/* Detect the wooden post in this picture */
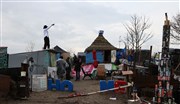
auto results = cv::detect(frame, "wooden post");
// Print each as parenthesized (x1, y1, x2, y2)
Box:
(149, 46, 152, 66)
(138, 47, 141, 65)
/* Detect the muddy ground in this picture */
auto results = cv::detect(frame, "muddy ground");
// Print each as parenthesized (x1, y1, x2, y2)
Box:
(0, 78, 130, 104)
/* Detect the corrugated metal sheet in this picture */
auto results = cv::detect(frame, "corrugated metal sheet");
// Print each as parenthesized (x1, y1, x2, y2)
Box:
(42, 51, 49, 67)
(9, 52, 36, 68)
(8, 50, 56, 68)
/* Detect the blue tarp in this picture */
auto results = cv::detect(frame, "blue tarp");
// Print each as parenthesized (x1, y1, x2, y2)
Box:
(96, 51, 103, 63)
(86, 52, 93, 64)
(86, 51, 104, 64)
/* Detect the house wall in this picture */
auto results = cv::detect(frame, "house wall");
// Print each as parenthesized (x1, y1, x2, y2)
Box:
(86, 51, 104, 64)
(61, 52, 70, 60)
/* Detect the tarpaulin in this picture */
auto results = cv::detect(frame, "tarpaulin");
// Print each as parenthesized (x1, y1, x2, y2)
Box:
(71, 64, 95, 77)
(86, 51, 103, 64)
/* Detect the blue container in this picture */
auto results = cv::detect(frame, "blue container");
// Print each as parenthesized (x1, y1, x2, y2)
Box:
(107, 80, 114, 90)
(100, 80, 107, 91)
(48, 79, 53, 90)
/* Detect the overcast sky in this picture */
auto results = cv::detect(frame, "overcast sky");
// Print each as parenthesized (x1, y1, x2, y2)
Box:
(0, 0, 179, 54)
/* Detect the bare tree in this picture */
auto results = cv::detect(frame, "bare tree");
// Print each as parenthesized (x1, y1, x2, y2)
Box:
(123, 14, 153, 68)
(25, 41, 35, 52)
(171, 13, 180, 43)
(123, 15, 153, 51)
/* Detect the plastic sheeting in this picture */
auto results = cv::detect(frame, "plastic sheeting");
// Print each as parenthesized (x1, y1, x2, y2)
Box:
(71, 64, 95, 77)
(86, 51, 104, 64)
(86, 52, 93, 64)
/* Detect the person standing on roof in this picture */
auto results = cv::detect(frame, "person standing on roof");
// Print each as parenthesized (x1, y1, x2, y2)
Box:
(43, 24, 54, 49)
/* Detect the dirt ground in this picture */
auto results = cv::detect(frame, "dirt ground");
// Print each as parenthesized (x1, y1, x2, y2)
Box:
(0, 77, 129, 104)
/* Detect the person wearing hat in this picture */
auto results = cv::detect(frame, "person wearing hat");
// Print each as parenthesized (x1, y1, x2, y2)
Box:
(43, 24, 54, 49)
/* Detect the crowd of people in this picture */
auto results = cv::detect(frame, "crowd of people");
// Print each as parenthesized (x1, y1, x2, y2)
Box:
(50, 55, 82, 82)
(43, 24, 84, 81)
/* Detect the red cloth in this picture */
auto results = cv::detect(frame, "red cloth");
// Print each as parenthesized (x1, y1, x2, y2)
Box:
(93, 60, 98, 68)
(92, 50, 96, 60)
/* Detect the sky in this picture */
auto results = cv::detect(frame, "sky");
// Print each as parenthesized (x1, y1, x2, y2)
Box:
(0, 0, 180, 54)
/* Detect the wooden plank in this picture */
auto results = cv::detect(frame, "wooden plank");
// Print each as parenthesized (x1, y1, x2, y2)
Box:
(122, 70, 133, 75)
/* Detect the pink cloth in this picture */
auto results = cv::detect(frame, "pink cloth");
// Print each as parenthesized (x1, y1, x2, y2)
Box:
(71, 64, 95, 77)
(83, 64, 94, 74)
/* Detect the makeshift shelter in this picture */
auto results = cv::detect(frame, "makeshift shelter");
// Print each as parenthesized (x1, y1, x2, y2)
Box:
(85, 30, 118, 64)
(8, 49, 57, 69)
(8, 49, 58, 91)
(53, 45, 70, 60)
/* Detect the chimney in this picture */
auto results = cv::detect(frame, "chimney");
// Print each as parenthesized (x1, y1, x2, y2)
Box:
(99, 30, 104, 36)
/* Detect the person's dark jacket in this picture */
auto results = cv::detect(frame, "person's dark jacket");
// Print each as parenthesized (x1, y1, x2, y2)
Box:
(75, 58, 82, 72)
